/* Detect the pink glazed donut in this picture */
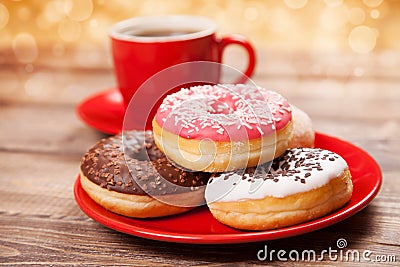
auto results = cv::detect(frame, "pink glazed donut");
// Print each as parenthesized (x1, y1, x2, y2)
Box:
(152, 84, 293, 172)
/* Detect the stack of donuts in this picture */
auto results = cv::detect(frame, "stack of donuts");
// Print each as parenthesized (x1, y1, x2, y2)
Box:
(80, 84, 353, 230)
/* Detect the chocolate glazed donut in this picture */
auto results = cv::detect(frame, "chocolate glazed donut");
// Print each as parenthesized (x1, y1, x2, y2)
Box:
(80, 131, 210, 218)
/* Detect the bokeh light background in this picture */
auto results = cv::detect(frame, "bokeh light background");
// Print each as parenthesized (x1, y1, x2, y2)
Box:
(0, 0, 400, 76)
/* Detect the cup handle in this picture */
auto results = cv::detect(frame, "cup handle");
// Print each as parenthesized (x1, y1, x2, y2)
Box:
(216, 34, 256, 84)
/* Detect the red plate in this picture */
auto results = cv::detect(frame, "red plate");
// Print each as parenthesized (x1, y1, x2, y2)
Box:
(74, 132, 382, 244)
(76, 89, 124, 134)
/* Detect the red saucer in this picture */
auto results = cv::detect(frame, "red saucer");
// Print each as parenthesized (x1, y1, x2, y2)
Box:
(76, 89, 124, 134)
(74, 133, 382, 244)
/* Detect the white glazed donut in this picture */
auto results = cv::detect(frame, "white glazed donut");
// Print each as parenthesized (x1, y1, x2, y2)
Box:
(205, 148, 353, 230)
(153, 84, 293, 172)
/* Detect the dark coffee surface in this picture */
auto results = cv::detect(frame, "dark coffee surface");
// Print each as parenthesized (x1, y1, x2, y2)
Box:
(129, 29, 198, 37)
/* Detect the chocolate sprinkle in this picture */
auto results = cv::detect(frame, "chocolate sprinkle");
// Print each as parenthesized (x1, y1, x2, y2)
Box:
(213, 147, 333, 185)
(80, 131, 211, 196)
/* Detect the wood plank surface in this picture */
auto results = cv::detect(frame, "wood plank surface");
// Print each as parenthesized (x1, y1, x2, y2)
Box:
(0, 50, 399, 266)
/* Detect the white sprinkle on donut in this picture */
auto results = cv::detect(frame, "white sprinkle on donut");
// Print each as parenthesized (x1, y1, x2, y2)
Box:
(155, 84, 292, 142)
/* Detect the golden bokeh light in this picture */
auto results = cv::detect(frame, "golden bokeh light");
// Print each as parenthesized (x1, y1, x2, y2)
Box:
(0, 3, 9, 30)
(12, 33, 39, 63)
(64, 0, 94, 22)
(320, 5, 348, 31)
(52, 43, 65, 56)
(0, 0, 399, 65)
(58, 19, 82, 42)
(283, 0, 308, 9)
(43, 1, 65, 24)
(363, 0, 383, 8)
(270, 8, 293, 33)
(84, 15, 112, 42)
(348, 26, 377, 53)
(353, 66, 365, 77)
(348, 8, 365, 25)
(25, 73, 50, 97)
(324, 0, 344, 7)
(370, 9, 380, 19)
(25, 63, 34, 73)
(244, 7, 259, 21)
(17, 5, 31, 21)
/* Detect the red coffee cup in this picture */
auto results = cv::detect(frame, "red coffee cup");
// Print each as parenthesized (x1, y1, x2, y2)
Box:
(109, 15, 256, 109)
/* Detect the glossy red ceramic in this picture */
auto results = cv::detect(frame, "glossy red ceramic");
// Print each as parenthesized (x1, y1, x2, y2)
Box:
(109, 16, 255, 126)
(111, 17, 255, 108)
(76, 89, 124, 134)
(74, 133, 382, 244)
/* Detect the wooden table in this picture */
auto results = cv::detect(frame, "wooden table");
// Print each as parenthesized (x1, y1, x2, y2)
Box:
(1, 48, 399, 266)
